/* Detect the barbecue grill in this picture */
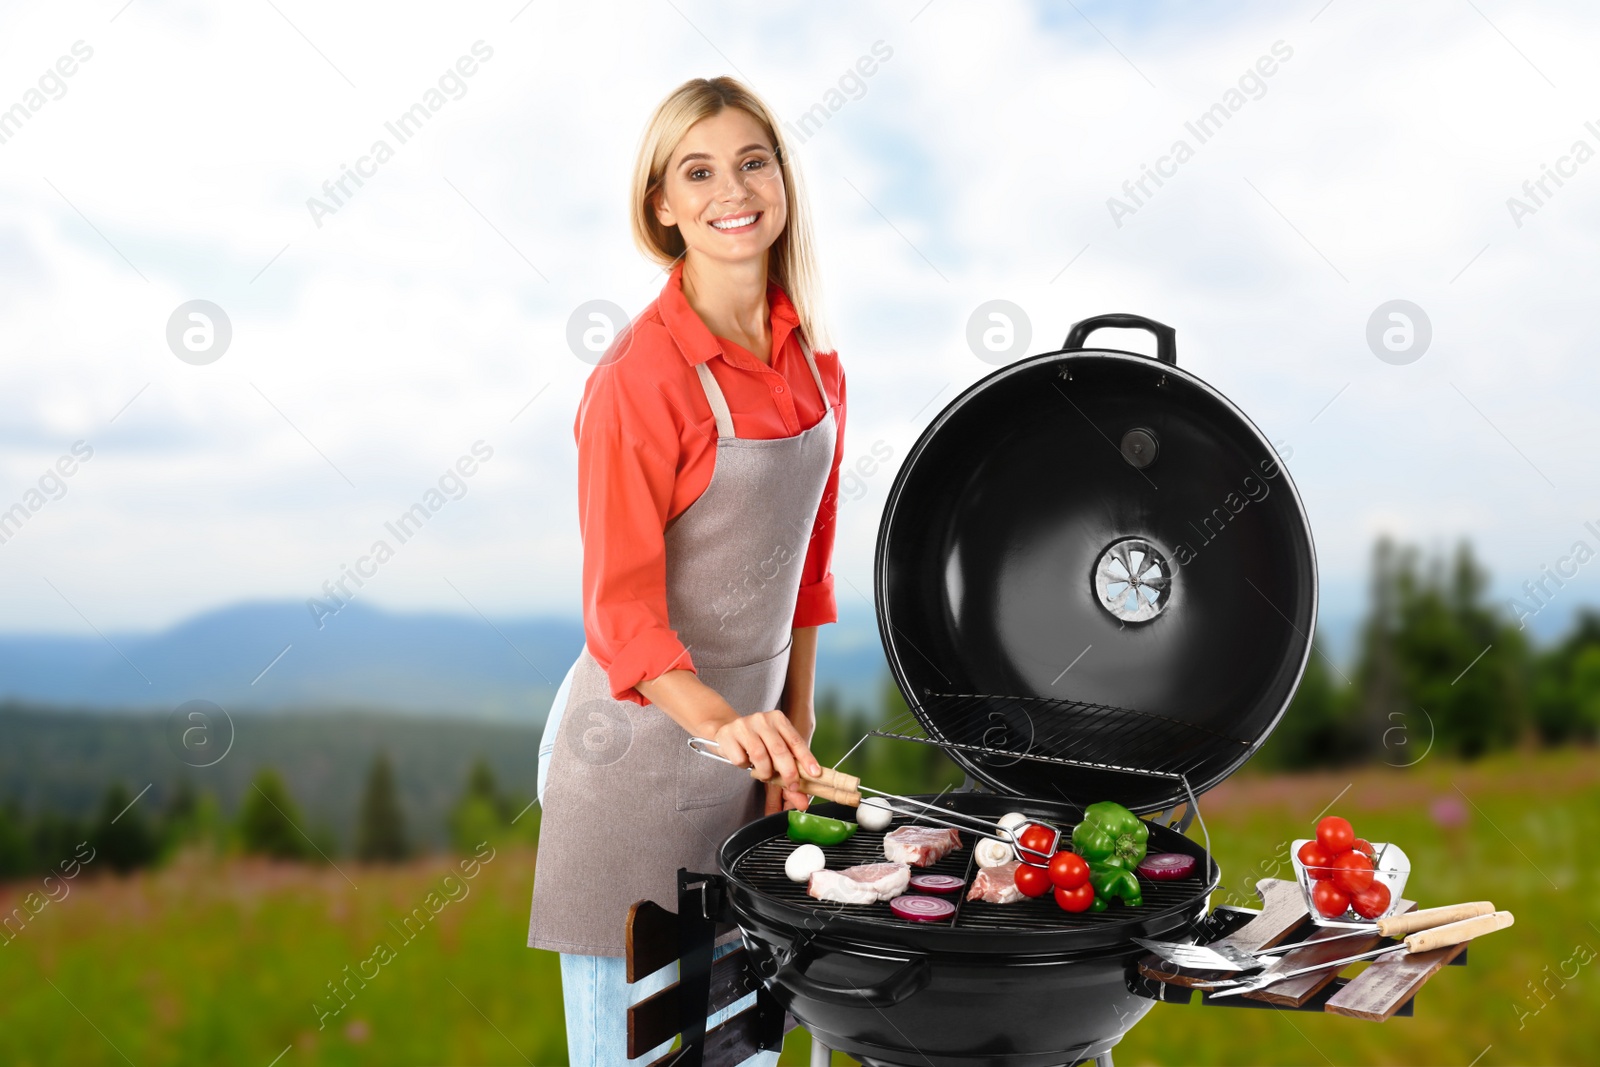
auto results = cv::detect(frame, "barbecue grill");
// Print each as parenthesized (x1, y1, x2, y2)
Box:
(704, 314, 1318, 1066)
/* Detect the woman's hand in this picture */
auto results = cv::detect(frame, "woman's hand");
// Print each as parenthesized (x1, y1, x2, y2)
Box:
(766, 686, 816, 815)
(764, 780, 811, 816)
(708, 709, 821, 793)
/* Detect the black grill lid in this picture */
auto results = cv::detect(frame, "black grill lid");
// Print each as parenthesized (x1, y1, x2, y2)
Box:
(873, 314, 1317, 813)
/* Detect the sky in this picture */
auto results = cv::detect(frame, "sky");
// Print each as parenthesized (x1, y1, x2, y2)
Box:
(1, 0, 1597, 652)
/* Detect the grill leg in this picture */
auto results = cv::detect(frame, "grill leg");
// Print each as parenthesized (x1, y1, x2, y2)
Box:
(809, 1034, 831, 1066)
(1094, 1052, 1115, 1067)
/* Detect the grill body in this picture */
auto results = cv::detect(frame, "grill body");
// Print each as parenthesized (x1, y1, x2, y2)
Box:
(720, 794, 1215, 1066)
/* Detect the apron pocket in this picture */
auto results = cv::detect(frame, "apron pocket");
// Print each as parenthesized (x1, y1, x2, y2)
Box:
(675, 638, 793, 812)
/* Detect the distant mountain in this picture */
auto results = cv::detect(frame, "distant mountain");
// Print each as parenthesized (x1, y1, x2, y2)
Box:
(0, 599, 893, 721)
(0, 704, 544, 850)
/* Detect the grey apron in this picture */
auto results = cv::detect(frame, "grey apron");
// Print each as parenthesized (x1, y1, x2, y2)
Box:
(528, 333, 837, 956)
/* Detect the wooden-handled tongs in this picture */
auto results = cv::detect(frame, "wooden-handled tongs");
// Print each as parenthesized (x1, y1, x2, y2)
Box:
(686, 736, 862, 804)
(684, 736, 1060, 856)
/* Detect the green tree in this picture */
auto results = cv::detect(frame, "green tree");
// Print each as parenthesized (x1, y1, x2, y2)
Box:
(237, 768, 313, 860)
(91, 782, 160, 874)
(449, 757, 514, 853)
(1255, 641, 1360, 769)
(1351, 539, 1527, 761)
(29, 811, 87, 876)
(158, 779, 198, 854)
(1531, 610, 1600, 743)
(0, 802, 32, 878)
(356, 751, 410, 862)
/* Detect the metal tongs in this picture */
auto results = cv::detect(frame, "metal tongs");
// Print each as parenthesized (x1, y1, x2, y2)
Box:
(1196, 910, 1515, 997)
(686, 736, 1065, 862)
(1135, 901, 1496, 972)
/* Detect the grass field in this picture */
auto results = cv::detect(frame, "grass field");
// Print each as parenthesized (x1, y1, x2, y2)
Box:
(0, 747, 1593, 1066)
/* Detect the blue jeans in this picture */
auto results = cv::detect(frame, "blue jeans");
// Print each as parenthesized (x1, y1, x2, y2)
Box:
(540, 663, 779, 1066)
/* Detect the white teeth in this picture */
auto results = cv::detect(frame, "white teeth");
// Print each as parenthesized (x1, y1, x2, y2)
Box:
(711, 213, 758, 230)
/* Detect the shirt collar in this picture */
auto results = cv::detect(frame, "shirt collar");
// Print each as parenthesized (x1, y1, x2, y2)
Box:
(659, 258, 800, 367)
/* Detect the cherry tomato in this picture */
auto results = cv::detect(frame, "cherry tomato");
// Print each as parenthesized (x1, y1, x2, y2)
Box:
(1331, 850, 1375, 895)
(1054, 882, 1095, 913)
(1352, 838, 1376, 858)
(1017, 823, 1058, 860)
(1015, 863, 1053, 898)
(1312, 878, 1350, 919)
(1316, 816, 1355, 855)
(1296, 840, 1334, 881)
(1350, 880, 1391, 919)
(1048, 851, 1090, 891)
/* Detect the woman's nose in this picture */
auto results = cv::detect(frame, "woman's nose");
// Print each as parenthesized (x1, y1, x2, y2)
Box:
(715, 168, 762, 202)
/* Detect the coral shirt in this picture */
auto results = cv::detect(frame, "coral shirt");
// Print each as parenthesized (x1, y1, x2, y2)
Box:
(575, 260, 847, 705)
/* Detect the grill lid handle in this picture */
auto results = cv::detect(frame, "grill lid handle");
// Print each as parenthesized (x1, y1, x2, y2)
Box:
(775, 949, 931, 1009)
(1064, 312, 1177, 365)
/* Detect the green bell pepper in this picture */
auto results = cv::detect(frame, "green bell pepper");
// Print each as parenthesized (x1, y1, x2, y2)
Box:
(1088, 861, 1144, 908)
(1071, 800, 1150, 871)
(786, 809, 857, 846)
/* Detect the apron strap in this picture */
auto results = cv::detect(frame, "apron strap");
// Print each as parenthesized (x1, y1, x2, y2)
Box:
(694, 362, 736, 439)
(692, 328, 830, 441)
(796, 330, 829, 409)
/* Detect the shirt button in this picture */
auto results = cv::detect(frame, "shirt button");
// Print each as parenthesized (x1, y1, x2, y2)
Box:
(774, 384, 784, 393)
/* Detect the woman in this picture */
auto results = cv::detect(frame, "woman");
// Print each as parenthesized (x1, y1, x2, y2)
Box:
(528, 76, 846, 1064)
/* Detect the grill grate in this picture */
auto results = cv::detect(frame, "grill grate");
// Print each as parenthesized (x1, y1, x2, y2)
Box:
(873, 691, 1250, 781)
(732, 804, 1212, 933)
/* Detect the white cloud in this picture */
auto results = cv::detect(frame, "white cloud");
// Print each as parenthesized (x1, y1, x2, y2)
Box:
(1, 0, 1597, 639)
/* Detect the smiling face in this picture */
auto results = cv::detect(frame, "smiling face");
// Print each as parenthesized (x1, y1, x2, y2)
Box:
(653, 107, 786, 269)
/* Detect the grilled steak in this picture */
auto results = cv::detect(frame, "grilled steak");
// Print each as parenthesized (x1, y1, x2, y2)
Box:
(966, 860, 1023, 904)
(807, 862, 911, 904)
(883, 826, 963, 867)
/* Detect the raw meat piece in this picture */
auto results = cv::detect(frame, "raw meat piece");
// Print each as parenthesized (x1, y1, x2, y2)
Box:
(883, 826, 963, 867)
(808, 862, 911, 904)
(967, 860, 1023, 904)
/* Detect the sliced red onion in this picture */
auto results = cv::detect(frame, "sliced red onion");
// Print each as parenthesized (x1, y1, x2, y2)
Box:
(908, 873, 965, 895)
(1136, 852, 1197, 880)
(889, 894, 957, 922)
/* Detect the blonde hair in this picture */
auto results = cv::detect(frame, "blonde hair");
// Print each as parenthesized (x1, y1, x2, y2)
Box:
(630, 76, 833, 354)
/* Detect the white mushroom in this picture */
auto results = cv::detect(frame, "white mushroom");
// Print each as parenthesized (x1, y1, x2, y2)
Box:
(975, 837, 1014, 868)
(855, 797, 894, 832)
(785, 844, 826, 883)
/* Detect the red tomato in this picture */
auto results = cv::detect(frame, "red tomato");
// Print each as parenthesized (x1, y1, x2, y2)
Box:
(1352, 838, 1376, 858)
(1316, 816, 1355, 855)
(1054, 882, 1095, 913)
(1015, 863, 1053, 898)
(1296, 840, 1334, 881)
(1350, 880, 1391, 919)
(1312, 879, 1350, 919)
(1048, 851, 1090, 891)
(1017, 823, 1058, 860)
(1331, 850, 1375, 895)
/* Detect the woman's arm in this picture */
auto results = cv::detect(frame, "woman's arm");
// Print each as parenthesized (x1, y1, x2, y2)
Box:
(768, 626, 820, 813)
(635, 668, 821, 793)
(781, 625, 819, 736)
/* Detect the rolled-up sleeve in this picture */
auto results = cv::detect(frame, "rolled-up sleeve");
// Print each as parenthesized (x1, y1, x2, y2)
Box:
(577, 370, 694, 704)
(792, 358, 846, 629)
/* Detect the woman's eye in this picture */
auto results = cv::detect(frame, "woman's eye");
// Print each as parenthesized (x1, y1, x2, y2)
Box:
(743, 158, 767, 171)
(689, 167, 711, 181)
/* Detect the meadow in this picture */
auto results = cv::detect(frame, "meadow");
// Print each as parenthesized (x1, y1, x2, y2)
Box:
(0, 746, 1593, 1066)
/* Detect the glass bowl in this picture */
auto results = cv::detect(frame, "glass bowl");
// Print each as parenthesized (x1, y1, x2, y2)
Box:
(1290, 838, 1411, 926)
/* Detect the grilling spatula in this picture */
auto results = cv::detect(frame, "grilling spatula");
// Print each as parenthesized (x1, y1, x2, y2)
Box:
(1134, 900, 1494, 972)
(1197, 909, 1513, 997)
